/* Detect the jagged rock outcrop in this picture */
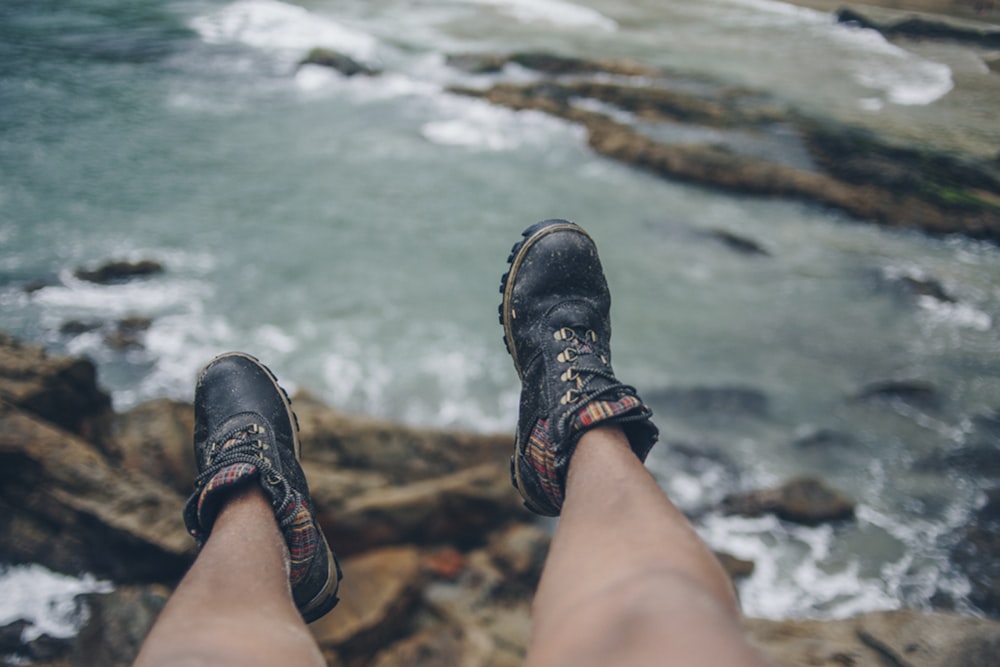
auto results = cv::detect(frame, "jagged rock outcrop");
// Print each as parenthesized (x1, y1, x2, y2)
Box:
(301, 48, 381, 77)
(837, 6, 1000, 47)
(721, 477, 857, 525)
(74, 259, 164, 285)
(447, 52, 1000, 242)
(746, 609, 1000, 667)
(0, 331, 112, 444)
(0, 401, 193, 582)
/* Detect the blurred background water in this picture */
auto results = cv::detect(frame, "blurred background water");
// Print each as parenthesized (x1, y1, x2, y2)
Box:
(2, 0, 999, 629)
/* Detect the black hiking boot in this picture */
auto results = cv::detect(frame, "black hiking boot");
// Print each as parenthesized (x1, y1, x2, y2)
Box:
(499, 219, 658, 516)
(182, 352, 342, 623)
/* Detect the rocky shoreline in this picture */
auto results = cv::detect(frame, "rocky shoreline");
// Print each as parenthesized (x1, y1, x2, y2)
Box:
(444, 51, 1000, 242)
(2, 332, 999, 666)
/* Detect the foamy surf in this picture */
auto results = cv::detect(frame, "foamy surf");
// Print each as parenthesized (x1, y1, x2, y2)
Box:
(190, 0, 378, 65)
(0, 565, 112, 642)
(710, 0, 953, 107)
(456, 0, 617, 30)
(421, 96, 582, 151)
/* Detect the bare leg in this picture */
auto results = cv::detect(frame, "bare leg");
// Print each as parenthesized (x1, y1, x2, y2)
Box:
(134, 485, 325, 667)
(525, 426, 770, 667)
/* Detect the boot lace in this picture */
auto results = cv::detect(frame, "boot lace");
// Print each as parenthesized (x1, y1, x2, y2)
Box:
(553, 326, 630, 409)
(193, 423, 287, 496)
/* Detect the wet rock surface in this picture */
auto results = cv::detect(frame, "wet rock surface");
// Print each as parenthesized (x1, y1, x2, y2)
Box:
(837, 6, 1000, 47)
(722, 477, 857, 525)
(301, 48, 381, 77)
(951, 488, 1000, 616)
(73, 259, 164, 285)
(1, 331, 998, 666)
(447, 51, 1000, 242)
(0, 331, 113, 445)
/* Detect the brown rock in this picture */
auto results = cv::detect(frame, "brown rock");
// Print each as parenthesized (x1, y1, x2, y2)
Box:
(0, 332, 112, 444)
(722, 477, 856, 525)
(109, 399, 196, 496)
(369, 625, 468, 667)
(746, 610, 1000, 667)
(321, 462, 525, 555)
(293, 392, 512, 483)
(71, 585, 170, 667)
(0, 401, 193, 582)
(310, 547, 423, 658)
(419, 548, 532, 667)
(423, 546, 469, 581)
(715, 551, 756, 580)
(487, 522, 550, 586)
(447, 51, 660, 77)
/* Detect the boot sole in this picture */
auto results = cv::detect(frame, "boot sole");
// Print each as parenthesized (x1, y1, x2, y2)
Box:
(498, 218, 593, 379)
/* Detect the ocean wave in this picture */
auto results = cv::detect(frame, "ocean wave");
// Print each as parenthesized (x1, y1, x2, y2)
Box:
(711, 0, 952, 107)
(455, 0, 617, 30)
(919, 296, 993, 331)
(421, 94, 583, 151)
(829, 19, 953, 106)
(0, 565, 112, 642)
(699, 513, 902, 619)
(190, 0, 378, 62)
(714, 0, 828, 26)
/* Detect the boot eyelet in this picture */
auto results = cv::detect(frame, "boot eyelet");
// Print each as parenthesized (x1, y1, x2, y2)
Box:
(557, 348, 578, 363)
(560, 389, 581, 405)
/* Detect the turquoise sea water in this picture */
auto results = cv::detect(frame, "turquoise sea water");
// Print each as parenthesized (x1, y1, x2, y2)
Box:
(2, 0, 999, 629)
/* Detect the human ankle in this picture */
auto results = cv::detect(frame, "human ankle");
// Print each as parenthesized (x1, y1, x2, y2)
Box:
(214, 484, 273, 524)
(576, 425, 631, 453)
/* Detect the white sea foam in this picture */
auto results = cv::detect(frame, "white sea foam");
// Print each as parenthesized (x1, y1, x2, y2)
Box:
(699, 513, 901, 619)
(918, 296, 992, 331)
(190, 0, 378, 63)
(32, 274, 207, 321)
(0, 565, 112, 641)
(421, 95, 581, 151)
(716, 0, 952, 106)
(831, 21, 953, 106)
(294, 65, 440, 102)
(716, 0, 827, 26)
(456, 0, 617, 30)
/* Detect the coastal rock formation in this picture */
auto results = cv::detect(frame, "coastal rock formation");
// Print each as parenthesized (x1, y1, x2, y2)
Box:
(447, 52, 1000, 242)
(0, 401, 193, 582)
(0, 331, 112, 445)
(721, 477, 857, 525)
(837, 6, 1000, 47)
(746, 609, 1000, 667)
(73, 259, 164, 285)
(301, 48, 381, 77)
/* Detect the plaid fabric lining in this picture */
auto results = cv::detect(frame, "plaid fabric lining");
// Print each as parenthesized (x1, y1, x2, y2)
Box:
(193, 462, 259, 537)
(572, 394, 642, 431)
(282, 495, 319, 586)
(524, 395, 649, 512)
(526, 418, 563, 509)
